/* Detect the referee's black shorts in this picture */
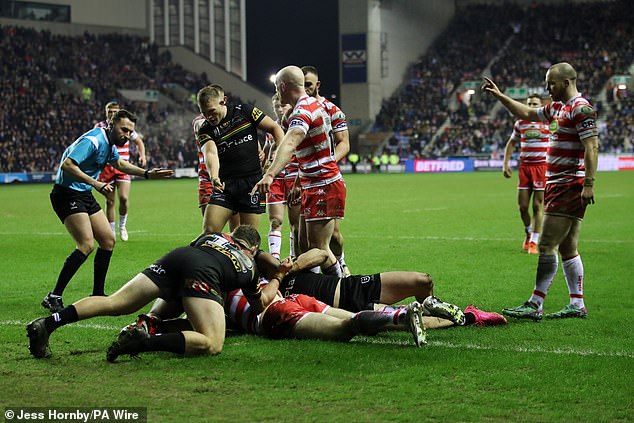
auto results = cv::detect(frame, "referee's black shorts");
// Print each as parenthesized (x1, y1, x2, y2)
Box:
(50, 184, 102, 223)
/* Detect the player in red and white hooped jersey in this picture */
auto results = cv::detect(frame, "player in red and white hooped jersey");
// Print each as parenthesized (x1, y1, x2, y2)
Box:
(483, 62, 598, 320)
(252, 66, 346, 278)
(502, 94, 550, 254)
(96, 102, 146, 241)
(224, 277, 424, 345)
(262, 93, 301, 261)
(302, 66, 351, 276)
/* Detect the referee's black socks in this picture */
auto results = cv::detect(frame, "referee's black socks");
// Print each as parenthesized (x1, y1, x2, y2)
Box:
(93, 248, 113, 296)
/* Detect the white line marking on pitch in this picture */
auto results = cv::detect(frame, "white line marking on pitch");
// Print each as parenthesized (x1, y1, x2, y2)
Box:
(0, 232, 631, 244)
(4, 320, 630, 359)
(347, 234, 634, 244)
(351, 337, 633, 358)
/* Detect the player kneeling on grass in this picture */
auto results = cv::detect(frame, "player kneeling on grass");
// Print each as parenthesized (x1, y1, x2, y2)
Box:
(26, 226, 280, 361)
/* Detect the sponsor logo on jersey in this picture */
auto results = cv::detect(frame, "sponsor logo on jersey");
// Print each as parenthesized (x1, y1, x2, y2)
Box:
(149, 264, 166, 275)
(579, 119, 595, 129)
(549, 120, 559, 132)
(251, 107, 263, 121)
(524, 129, 542, 139)
(288, 118, 304, 128)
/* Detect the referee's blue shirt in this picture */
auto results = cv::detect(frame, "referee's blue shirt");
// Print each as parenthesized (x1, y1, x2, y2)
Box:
(55, 127, 120, 191)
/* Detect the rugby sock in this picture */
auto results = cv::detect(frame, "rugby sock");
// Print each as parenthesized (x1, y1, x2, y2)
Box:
(109, 221, 116, 234)
(52, 249, 88, 296)
(268, 230, 282, 260)
(352, 309, 405, 335)
(525, 224, 533, 234)
(289, 233, 295, 258)
(529, 254, 558, 308)
(93, 248, 113, 296)
(562, 255, 585, 308)
(337, 251, 349, 271)
(463, 312, 476, 326)
(323, 262, 343, 277)
(140, 332, 186, 354)
(45, 305, 79, 333)
(118, 214, 128, 229)
(530, 232, 540, 244)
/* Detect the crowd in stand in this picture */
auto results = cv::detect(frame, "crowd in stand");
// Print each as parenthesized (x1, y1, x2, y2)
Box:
(0, 25, 217, 173)
(375, 0, 634, 159)
(2, 0, 634, 173)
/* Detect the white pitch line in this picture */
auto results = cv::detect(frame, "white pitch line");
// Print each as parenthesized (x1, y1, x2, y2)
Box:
(351, 336, 634, 358)
(3, 320, 119, 331)
(0, 231, 631, 244)
(5, 320, 630, 359)
(346, 234, 634, 244)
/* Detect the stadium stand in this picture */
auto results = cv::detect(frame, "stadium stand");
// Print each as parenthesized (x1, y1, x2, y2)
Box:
(0, 25, 246, 173)
(2, 1, 633, 174)
(373, 1, 634, 159)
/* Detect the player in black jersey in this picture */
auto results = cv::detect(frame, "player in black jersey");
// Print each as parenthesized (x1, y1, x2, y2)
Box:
(257, 249, 507, 329)
(195, 84, 284, 233)
(26, 226, 282, 361)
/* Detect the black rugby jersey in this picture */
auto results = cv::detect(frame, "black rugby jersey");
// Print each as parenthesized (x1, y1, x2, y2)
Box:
(196, 103, 265, 179)
(192, 232, 261, 298)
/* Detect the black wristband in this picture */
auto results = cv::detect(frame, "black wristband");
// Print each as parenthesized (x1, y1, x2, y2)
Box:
(144, 170, 149, 179)
(98, 184, 107, 192)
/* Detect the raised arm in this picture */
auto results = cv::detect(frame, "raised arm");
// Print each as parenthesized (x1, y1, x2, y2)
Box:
(112, 158, 174, 180)
(482, 77, 540, 121)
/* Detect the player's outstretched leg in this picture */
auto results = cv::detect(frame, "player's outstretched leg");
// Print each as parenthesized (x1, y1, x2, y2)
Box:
(407, 301, 426, 348)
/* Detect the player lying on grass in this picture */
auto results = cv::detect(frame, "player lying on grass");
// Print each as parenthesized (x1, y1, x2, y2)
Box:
(125, 248, 505, 344)
(26, 226, 280, 361)
(120, 289, 428, 350)
(261, 248, 507, 328)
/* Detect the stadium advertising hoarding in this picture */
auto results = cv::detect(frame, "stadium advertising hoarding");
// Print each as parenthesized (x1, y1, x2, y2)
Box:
(474, 159, 517, 171)
(405, 159, 474, 173)
(618, 156, 634, 170)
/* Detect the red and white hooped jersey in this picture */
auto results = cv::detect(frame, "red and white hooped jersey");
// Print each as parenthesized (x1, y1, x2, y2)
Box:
(225, 288, 260, 335)
(287, 95, 341, 189)
(95, 120, 138, 161)
(510, 120, 549, 166)
(192, 114, 211, 183)
(320, 98, 348, 134)
(537, 94, 597, 184)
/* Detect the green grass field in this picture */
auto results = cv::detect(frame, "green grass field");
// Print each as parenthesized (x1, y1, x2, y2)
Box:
(1, 172, 632, 422)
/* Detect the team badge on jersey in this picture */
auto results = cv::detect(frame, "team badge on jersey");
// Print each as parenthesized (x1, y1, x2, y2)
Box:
(549, 120, 559, 132)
